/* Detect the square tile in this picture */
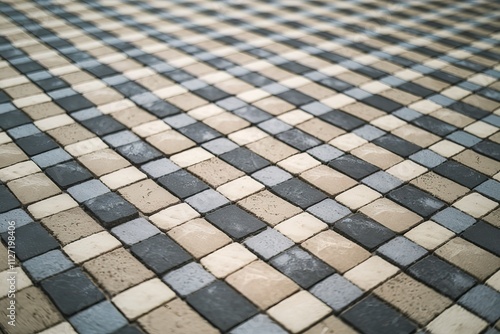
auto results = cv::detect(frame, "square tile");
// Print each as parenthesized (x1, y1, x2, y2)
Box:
(67, 179, 109, 203)
(335, 213, 395, 250)
(119, 179, 179, 214)
(149, 203, 200, 231)
(217, 176, 265, 201)
(275, 212, 327, 243)
(188, 157, 244, 188)
(205, 205, 266, 240)
(246, 137, 298, 164)
(388, 185, 445, 218)
(69, 301, 127, 334)
(272, 178, 327, 209)
(300, 165, 357, 196)
(251, 166, 292, 187)
(146, 130, 195, 155)
(1, 222, 59, 261)
(453, 193, 498, 218)
(230, 314, 287, 334)
(335, 184, 382, 210)
(140, 158, 180, 179)
(78, 149, 130, 177)
(426, 305, 487, 334)
(344, 256, 399, 291)
(220, 147, 270, 173)
(110, 218, 161, 246)
(306, 198, 352, 225)
(310, 273, 363, 312)
(244, 228, 294, 260)
(0, 160, 41, 183)
(328, 154, 379, 180)
(23, 249, 74, 282)
(458, 285, 500, 323)
(386, 160, 428, 182)
(185, 189, 229, 214)
(462, 221, 500, 256)
(84, 192, 138, 228)
(162, 262, 215, 297)
(377, 236, 428, 267)
(7, 173, 60, 204)
(351, 143, 403, 170)
(431, 207, 476, 233)
(404, 221, 455, 250)
(201, 243, 257, 278)
(63, 231, 121, 264)
(45, 161, 93, 188)
(100, 166, 147, 190)
(277, 153, 321, 175)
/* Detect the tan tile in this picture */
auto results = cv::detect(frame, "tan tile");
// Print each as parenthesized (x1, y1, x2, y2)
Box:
(429, 140, 464, 158)
(0, 286, 62, 334)
(329, 133, 367, 151)
(370, 115, 406, 131)
(83, 87, 123, 105)
(351, 143, 403, 170)
(465, 120, 498, 138)
(168, 92, 207, 111)
(300, 165, 356, 196)
(3, 82, 40, 99)
(0, 143, 28, 168)
(100, 166, 147, 190)
(247, 136, 298, 163)
(297, 83, 335, 100)
(146, 130, 195, 155)
(268, 291, 330, 333)
(341, 102, 385, 122)
(138, 299, 218, 334)
(302, 230, 370, 273)
(409, 100, 443, 115)
(168, 218, 231, 259)
(228, 126, 268, 146)
(386, 160, 427, 182)
(430, 108, 475, 128)
(119, 179, 179, 214)
(63, 231, 121, 264)
(65, 137, 108, 157)
(321, 94, 356, 109)
(344, 256, 399, 291)
(216, 175, 264, 201)
(303, 315, 357, 334)
(380, 89, 420, 105)
(253, 96, 294, 115)
(441, 86, 471, 100)
(484, 207, 500, 228)
(201, 243, 257, 278)
(278, 109, 313, 126)
(78, 149, 130, 177)
(238, 190, 302, 226)
(38, 322, 77, 334)
(136, 74, 173, 91)
(297, 118, 345, 142)
(188, 157, 244, 188)
(453, 150, 500, 176)
(453, 193, 498, 218)
(426, 305, 487, 334)
(487, 270, 500, 292)
(7, 173, 60, 204)
(359, 198, 422, 233)
(335, 185, 381, 210)
(435, 237, 500, 280)
(275, 212, 327, 243)
(0, 132, 11, 146)
(0, 267, 32, 298)
(28, 194, 78, 220)
(215, 78, 254, 95)
(0, 161, 39, 184)
(277, 153, 321, 175)
(374, 273, 452, 326)
(22, 102, 63, 122)
(111, 106, 157, 128)
(47, 123, 94, 146)
(203, 112, 249, 135)
(337, 71, 371, 85)
(84, 248, 154, 296)
(227, 261, 299, 310)
(392, 124, 441, 147)
(404, 221, 455, 250)
(414, 76, 449, 91)
(112, 278, 176, 320)
(410, 172, 469, 203)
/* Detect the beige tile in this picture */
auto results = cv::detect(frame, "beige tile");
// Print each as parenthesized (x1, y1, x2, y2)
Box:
(426, 305, 487, 334)
(386, 160, 427, 182)
(247, 137, 298, 163)
(342, 102, 385, 121)
(275, 212, 327, 243)
(146, 130, 195, 155)
(228, 126, 268, 145)
(188, 157, 244, 187)
(453, 150, 500, 176)
(168, 218, 231, 259)
(38, 322, 77, 334)
(119, 179, 179, 214)
(201, 243, 257, 278)
(463, 95, 499, 112)
(0, 267, 32, 298)
(47, 123, 95, 146)
(441, 86, 470, 100)
(65, 137, 107, 157)
(63, 231, 121, 264)
(7, 173, 60, 204)
(431, 108, 475, 128)
(360, 198, 422, 233)
(0, 161, 40, 183)
(410, 172, 469, 203)
(300, 165, 357, 196)
(150, 203, 200, 231)
(132, 120, 171, 138)
(216, 175, 264, 201)
(380, 89, 420, 105)
(34, 114, 74, 132)
(374, 273, 452, 326)
(78, 149, 130, 177)
(238, 190, 302, 226)
(302, 230, 370, 273)
(226, 261, 299, 310)
(484, 208, 500, 228)
(278, 110, 313, 126)
(253, 96, 294, 115)
(392, 124, 441, 148)
(28, 194, 78, 220)
(370, 115, 406, 131)
(404, 221, 455, 250)
(408, 99, 443, 115)
(329, 133, 367, 151)
(112, 278, 176, 320)
(268, 291, 330, 333)
(297, 118, 345, 142)
(453, 193, 498, 218)
(277, 153, 321, 175)
(0, 143, 28, 168)
(170, 147, 214, 168)
(303, 316, 357, 334)
(344, 256, 399, 291)
(486, 270, 500, 292)
(168, 92, 207, 111)
(84, 248, 155, 296)
(335, 185, 381, 210)
(321, 93, 356, 109)
(203, 112, 249, 135)
(100, 166, 147, 190)
(435, 237, 500, 280)
(351, 143, 403, 170)
(112, 106, 157, 129)
(138, 299, 218, 334)
(429, 140, 464, 158)
(188, 103, 225, 120)
(238, 88, 270, 103)
(0, 132, 11, 145)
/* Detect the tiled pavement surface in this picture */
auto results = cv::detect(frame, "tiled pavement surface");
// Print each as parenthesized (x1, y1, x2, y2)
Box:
(0, 0, 500, 333)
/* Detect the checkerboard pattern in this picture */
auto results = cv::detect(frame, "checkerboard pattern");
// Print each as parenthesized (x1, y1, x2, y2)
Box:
(1, 0, 499, 333)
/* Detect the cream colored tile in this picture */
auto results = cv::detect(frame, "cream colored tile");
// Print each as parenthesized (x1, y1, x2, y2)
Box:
(38, 322, 77, 334)
(464, 121, 498, 138)
(170, 147, 214, 168)
(188, 104, 225, 120)
(344, 256, 399, 291)
(0, 267, 32, 298)
(335, 185, 381, 210)
(429, 140, 464, 157)
(132, 120, 171, 138)
(277, 153, 321, 175)
(371, 115, 406, 131)
(100, 166, 147, 190)
(321, 93, 356, 109)
(201, 243, 257, 278)
(275, 212, 327, 243)
(228, 127, 268, 145)
(408, 100, 442, 114)
(27, 194, 78, 220)
(0, 132, 12, 145)
(63, 231, 121, 264)
(453, 193, 498, 218)
(34, 114, 74, 131)
(216, 176, 264, 201)
(404, 221, 455, 250)
(65, 137, 107, 157)
(329, 133, 367, 151)
(359, 198, 422, 233)
(386, 160, 427, 182)
(0, 161, 40, 182)
(150, 203, 200, 231)
(426, 305, 487, 334)
(486, 270, 500, 292)
(278, 110, 313, 126)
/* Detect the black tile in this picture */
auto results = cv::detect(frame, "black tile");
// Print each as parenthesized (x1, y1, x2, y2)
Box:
(1, 222, 58, 260)
(41, 268, 105, 316)
(158, 170, 209, 199)
(277, 90, 315, 106)
(220, 147, 270, 173)
(328, 154, 379, 180)
(234, 105, 272, 123)
(54, 94, 94, 112)
(84, 192, 138, 228)
(341, 295, 417, 334)
(186, 281, 258, 332)
(319, 77, 352, 91)
(271, 178, 327, 209)
(270, 246, 334, 288)
(433, 161, 488, 188)
(276, 129, 321, 151)
(412, 116, 457, 136)
(0, 110, 31, 130)
(205, 205, 266, 240)
(86, 64, 118, 78)
(239, 72, 274, 87)
(362, 95, 402, 113)
(448, 102, 490, 119)
(354, 66, 387, 79)
(278, 61, 312, 74)
(112, 325, 144, 334)
(141, 100, 180, 118)
(16, 132, 58, 156)
(373, 134, 421, 157)
(116, 141, 162, 164)
(429, 70, 462, 84)
(178, 122, 222, 143)
(388, 185, 445, 218)
(478, 88, 500, 102)
(0, 185, 21, 213)
(130, 234, 192, 275)
(0, 91, 10, 104)
(408, 255, 476, 299)
(334, 213, 395, 250)
(114, 81, 148, 97)
(473, 140, 500, 161)
(166, 69, 195, 83)
(462, 221, 500, 256)
(319, 110, 365, 131)
(13, 61, 45, 74)
(193, 86, 230, 102)
(45, 160, 93, 188)
(37, 77, 69, 92)
(398, 82, 434, 98)
(81, 115, 125, 136)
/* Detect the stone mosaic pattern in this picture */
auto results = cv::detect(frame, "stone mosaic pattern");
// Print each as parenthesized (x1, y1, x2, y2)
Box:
(0, 0, 500, 333)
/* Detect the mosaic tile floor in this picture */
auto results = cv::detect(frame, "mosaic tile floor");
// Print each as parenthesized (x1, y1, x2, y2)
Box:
(1, 0, 500, 333)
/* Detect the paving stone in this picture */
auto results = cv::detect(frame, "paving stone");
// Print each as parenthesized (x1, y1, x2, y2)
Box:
(158, 169, 209, 199)
(179, 122, 222, 143)
(373, 134, 421, 157)
(69, 301, 128, 334)
(111, 218, 161, 246)
(310, 273, 363, 312)
(67, 179, 110, 203)
(335, 214, 396, 250)
(244, 228, 294, 260)
(1, 222, 58, 261)
(258, 118, 293, 134)
(388, 185, 446, 218)
(271, 178, 327, 209)
(41, 268, 105, 316)
(82, 115, 125, 136)
(458, 285, 500, 323)
(23, 249, 74, 282)
(162, 262, 216, 297)
(45, 160, 93, 188)
(131, 234, 192, 274)
(230, 314, 287, 334)
(185, 189, 229, 214)
(431, 207, 476, 233)
(377, 236, 428, 267)
(205, 205, 266, 240)
(103, 130, 140, 148)
(84, 192, 138, 228)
